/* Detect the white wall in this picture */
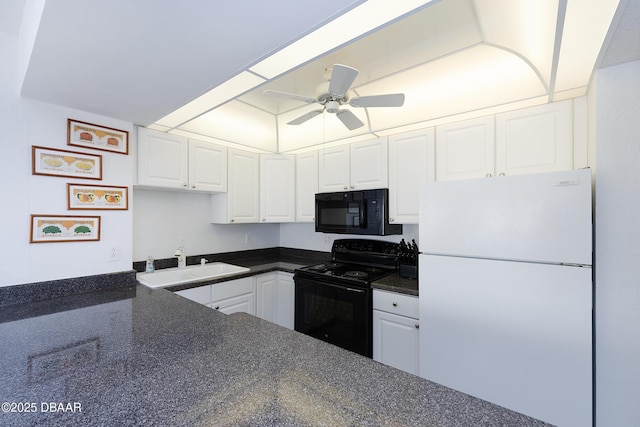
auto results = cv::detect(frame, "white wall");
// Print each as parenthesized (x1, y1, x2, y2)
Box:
(594, 59, 640, 425)
(132, 189, 280, 261)
(0, 30, 133, 287)
(279, 223, 419, 251)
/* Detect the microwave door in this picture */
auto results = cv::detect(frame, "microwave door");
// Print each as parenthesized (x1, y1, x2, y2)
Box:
(349, 201, 366, 229)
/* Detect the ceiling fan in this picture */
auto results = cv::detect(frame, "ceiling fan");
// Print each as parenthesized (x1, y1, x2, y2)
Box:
(263, 64, 405, 130)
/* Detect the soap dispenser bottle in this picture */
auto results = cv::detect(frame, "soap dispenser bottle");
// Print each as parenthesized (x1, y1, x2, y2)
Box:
(145, 254, 155, 273)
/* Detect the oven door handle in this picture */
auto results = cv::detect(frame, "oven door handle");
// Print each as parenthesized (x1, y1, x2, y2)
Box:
(322, 282, 365, 294)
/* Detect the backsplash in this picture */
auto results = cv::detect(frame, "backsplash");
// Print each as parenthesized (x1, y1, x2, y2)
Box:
(132, 247, 330, 273)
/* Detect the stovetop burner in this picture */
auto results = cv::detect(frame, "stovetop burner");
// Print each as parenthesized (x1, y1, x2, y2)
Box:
(344, 271, 369, 278)
(295, 239, 401, 285)
(296, 262, 393, 284)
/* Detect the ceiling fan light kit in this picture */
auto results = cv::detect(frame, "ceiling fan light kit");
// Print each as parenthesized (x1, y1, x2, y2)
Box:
(265, 63, 406, 130)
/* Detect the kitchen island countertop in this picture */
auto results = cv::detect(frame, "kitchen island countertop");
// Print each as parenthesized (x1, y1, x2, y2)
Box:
(0, 282, 550, 426)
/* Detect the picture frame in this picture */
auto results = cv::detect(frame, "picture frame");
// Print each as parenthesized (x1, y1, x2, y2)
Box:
(32, 145, 102, 180)
(30, 214, 101, 243)
(67, 119, 129, 155)
(67, 183, 129, 210)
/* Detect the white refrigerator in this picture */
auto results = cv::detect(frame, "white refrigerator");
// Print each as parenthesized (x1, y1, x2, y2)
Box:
(419, 169, 592, 427)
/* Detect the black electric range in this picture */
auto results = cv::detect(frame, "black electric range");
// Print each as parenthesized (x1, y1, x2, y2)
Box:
(294, 239, 400, 357)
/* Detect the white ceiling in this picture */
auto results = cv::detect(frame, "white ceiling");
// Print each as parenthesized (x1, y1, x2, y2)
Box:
(7, 0, 640, 153)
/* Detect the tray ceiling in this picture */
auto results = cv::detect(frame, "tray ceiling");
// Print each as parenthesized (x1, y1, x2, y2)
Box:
(11, 0, 637, 153)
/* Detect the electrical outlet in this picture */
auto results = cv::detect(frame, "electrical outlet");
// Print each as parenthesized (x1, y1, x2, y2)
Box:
(108, 246, 121, 262)
(245, 233, 253, 245)
(324, 235, 332, 244)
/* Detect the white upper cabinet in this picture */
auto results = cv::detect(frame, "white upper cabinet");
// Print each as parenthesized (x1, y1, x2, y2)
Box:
(388, 128, 435, 224)
(435, 116, 495, 181)
(318, 144, 350, 192)
(350, 137, 389, 190)
(137, 127, 189, 189)
(188, 139, 227, 192)
(137, 127, 227, 192)
(495, 100, 572, 175)
(435, 100, 574, 181)
(211, 148, 259, 223)
(295, 151, 319, 222)
(260, 154, 295, 223)
(318, 137, 388, 192)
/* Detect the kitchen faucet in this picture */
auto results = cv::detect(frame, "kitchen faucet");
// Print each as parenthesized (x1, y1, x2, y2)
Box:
(174, 246, 186, 268)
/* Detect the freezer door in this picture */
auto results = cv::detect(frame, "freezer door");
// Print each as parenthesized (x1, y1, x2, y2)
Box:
(419, 254, 592, 427)
(419, 169, 592, 265)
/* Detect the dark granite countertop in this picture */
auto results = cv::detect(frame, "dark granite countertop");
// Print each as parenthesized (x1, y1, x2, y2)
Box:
(149, 247, 420, 296)
(0, 282, 549, 426)
(372, 272, 419, 296)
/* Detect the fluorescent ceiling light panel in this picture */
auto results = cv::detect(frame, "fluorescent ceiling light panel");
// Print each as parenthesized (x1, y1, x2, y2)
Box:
(554, 0, 619, 92)
(249, 0, 434, 79)
(178, 100, 278, 152)
(156, 72, 266, 128)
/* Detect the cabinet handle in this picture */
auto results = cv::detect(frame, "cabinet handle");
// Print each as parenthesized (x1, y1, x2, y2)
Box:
(415, 323, 420, 329)
(343, 186, 348, 190)
(192, 185, 196, 188)
(499, 172, 505, 176)
(350, 185, 355, 189)
(230, 219, 235, 223)
(183, 183, 188, 187)
(392, 302, 398, 307)
(214, 306, 220, 310)
(262, 218, 266, 222)
(485, 173, 492, 178)
(390, 218, 394, 222)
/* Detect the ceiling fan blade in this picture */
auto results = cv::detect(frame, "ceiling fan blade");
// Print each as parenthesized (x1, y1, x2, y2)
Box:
(263, 90, 316, 104)
(329, 64, 358, 98)
(335, 109, 364, 130)
(287, 109, 324, 125)
(349, 93, 405, 108)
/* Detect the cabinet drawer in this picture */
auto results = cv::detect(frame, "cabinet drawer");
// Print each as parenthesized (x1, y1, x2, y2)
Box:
(373, 290, 419, 319)
(175, 285, 211, 304)
(211, 277, 254, 300)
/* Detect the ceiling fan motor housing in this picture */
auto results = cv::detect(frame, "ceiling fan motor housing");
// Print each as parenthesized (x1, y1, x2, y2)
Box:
(326, 100, 340, 114)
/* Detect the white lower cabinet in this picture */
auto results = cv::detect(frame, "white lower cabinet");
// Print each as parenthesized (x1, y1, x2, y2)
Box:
(373, 290, 420, 376)
(255, 272, 294, 329)
(175, 277, 255, 315)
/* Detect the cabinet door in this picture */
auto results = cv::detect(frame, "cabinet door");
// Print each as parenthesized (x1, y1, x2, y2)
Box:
(295, 151, 319, 222)
(209, 293, 255, 315)
(276, 272, 295, 330)
(260, 154, 295, 222)
(188, 139, 227, 192)
(350, 137, 388, 190)
(255, 273, 277, 322)
(373, 310, 420, 376)
(388, 129, 435, 224)
(495, 100, 572, 176)
(318, 145, 350, 192)
(175, 285, 211, 305)
(137, 127, 188, 189)
(227, 148, 260, 223)
(210, 277, 255, 315)
(435, 116, 495, 181)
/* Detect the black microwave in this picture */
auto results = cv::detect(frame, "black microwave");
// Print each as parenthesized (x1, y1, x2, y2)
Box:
(315, 188, 402, 236)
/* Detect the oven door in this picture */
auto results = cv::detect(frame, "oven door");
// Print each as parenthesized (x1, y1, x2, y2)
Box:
(294, 275, 372, 357)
